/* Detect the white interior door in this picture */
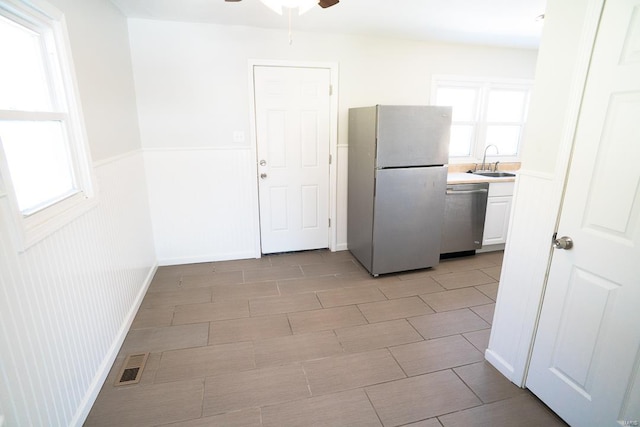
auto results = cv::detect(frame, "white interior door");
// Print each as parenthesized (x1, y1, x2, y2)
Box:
(254, 66, 331, 254)
(527, 1, 640, 425)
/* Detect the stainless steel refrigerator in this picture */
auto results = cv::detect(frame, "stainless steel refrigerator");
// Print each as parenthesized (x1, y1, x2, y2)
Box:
(347, 105, 451, 276)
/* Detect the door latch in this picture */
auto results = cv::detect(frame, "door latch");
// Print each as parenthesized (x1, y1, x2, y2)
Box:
(552, 232, 574, 250)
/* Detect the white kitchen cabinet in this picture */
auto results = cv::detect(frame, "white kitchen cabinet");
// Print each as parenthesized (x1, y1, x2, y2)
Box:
(482, 181, 514, 246)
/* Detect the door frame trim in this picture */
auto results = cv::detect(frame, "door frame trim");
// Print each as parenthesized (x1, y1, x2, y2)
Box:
(248, 59, 339, 257)
(521, 0, 606, 386)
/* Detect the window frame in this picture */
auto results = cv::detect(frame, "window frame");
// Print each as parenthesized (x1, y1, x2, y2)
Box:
(431, 75, 533, 165)
(0, 0, 96, 251)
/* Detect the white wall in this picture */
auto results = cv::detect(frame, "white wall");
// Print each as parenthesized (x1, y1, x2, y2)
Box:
(0, 1, 156, 425)
(128, 19, 538, 263)
(487, 0, 598, 385)
(52, 0, 144, 162)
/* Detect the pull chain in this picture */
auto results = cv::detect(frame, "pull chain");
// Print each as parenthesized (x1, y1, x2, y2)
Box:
(288, 8, 293, 45)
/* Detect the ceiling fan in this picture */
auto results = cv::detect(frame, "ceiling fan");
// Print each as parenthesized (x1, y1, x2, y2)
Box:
(224, 0, 339, 9)
(226, 0, 339, 43)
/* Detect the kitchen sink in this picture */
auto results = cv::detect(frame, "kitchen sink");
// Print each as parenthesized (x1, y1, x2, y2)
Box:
(472, 171, 516, 178)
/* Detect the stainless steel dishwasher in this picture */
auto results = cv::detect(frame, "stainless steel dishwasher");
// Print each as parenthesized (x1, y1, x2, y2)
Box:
(440, 182, 489, 255)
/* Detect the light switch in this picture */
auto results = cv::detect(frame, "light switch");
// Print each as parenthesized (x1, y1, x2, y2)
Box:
(233, 131, 245, 143)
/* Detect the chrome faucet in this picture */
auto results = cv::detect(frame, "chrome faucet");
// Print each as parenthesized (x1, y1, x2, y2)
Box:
(481, 144, 499, 171)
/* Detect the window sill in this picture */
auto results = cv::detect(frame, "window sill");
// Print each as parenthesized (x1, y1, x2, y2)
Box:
(4, 191, 98, 252)
(449, 156, 521, 165)
(448, 161, 522, 174)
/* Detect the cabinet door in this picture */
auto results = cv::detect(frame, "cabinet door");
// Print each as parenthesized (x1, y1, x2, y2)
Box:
(482, 196, 512, 245)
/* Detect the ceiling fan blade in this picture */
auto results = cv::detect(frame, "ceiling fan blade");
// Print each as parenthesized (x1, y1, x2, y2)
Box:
(318, 0, 339, 7)
(225, 0, 340, 9)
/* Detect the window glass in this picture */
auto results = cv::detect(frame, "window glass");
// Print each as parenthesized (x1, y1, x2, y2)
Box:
(0, 121, 77, 214)
(487, 90, 526, 122)
(0, 15, 52, 111)
(486, 125, 521, 156)
(435, 87, 478, 121)
(449, 125, 474, 157)
(432, 77, 531, 160)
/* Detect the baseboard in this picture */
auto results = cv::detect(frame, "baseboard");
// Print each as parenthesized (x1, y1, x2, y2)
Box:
(70, 262, 158, 426)
(477, 243, 506, 253)
(160, 248, 351, 266)
(158, 251, 258, 266)
(335, 243, 348, 251)
(485, 348, 522, 387)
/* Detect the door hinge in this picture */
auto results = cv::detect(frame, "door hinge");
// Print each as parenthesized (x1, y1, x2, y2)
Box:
(329, 84, 333, 96)
(329, 154, 332, 165)
(328, 218, 331, 227)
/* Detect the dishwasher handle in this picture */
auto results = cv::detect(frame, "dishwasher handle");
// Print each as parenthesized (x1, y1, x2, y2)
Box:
(446, 188, 488, 195)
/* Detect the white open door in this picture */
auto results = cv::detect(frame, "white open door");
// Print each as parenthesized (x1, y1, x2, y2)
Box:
(527, 1, 640, 425)
(253, 66, 331, 254)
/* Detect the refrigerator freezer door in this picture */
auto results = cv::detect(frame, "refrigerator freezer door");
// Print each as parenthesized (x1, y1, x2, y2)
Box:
(371, 166, 447, 275)
(376, 105, 451, 168)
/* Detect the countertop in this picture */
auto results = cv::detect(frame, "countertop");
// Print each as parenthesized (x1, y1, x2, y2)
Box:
(447, 172, 517, 185)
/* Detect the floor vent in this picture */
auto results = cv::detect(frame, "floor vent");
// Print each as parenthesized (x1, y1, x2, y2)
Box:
(114, 352, 149, 386)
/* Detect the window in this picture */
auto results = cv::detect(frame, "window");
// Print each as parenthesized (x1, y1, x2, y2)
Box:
(0, 0, 94, 249)
(431, 76, 532, 163)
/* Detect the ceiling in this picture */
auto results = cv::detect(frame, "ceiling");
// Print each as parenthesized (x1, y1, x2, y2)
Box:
(109, 0, 546, 49)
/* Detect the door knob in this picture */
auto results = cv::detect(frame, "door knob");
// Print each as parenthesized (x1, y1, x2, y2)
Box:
(553, 234, 573, 250)
(260, 173, 267, 179)
(259, 160, 267, 166)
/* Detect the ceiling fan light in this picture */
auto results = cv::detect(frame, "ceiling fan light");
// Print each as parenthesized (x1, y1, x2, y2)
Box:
(296, 0, 317, 14)
(259, 0, 317, 15)
(260, 0, 284, 14)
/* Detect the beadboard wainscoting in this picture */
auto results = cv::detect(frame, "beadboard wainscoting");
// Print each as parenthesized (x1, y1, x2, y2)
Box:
(144, 146, 350, 265)
(144, 147, 259, 265)
(485, 170, 559, 385)
(0, 151, 156, 426)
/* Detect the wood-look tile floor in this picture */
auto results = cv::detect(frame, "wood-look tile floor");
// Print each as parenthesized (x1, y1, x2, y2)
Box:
(86, 250, 567, 427)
